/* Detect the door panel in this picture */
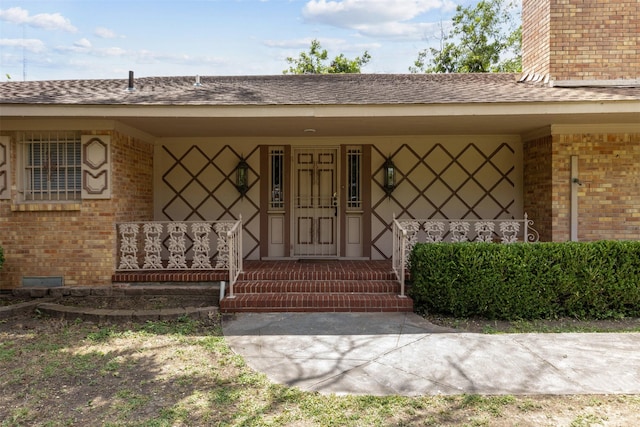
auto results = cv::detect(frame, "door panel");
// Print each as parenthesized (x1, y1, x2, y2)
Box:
(293, 148, 338, 256)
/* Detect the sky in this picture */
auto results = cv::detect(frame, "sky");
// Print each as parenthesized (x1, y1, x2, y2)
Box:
(0, 0, 485, 81)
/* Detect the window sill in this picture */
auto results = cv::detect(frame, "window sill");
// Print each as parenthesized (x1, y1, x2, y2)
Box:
(11, 202, 82, 212)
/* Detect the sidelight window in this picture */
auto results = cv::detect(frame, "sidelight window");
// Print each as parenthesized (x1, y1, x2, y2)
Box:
(270, 147, 284, 209)
(347, 147, 361, 209)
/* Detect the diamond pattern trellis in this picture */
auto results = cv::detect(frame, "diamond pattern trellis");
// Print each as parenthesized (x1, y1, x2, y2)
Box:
(158, 144, 260, 259)
(371, 141, 519, 259)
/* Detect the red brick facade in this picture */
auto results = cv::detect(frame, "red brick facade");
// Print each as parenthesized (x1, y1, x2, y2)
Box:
(0, 130, 153, 289)
(523, 0, 640, 80)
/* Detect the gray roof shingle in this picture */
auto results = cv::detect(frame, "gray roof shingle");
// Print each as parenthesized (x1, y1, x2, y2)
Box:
(1, 73, 640, 106)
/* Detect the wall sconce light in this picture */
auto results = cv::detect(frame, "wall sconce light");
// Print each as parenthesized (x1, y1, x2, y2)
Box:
(383, 156, 395, 196)
(235, 157, 249, 197)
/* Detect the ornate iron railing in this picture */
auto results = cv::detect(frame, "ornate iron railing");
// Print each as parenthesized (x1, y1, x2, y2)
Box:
(392, 219, 408, 298)
(226, 217, 243, 298)
(392, 214, 539, 293)
(115, 218, 243, 285)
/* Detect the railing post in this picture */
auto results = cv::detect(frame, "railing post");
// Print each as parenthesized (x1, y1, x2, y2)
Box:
(225, 214, 242, 299)
(524, 212, 529, 243)
(238, 214, 243, 275)
(399, 227, 406, 298)
(227, 232, 235, 299)
(392, 215, 407, 298)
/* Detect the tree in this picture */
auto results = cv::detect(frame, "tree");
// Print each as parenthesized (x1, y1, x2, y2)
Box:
(410, 0, 521, 73)
(284, 39, 371, 74)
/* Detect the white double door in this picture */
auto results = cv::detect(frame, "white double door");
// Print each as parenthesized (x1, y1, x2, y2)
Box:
(293, 148, 338, 257)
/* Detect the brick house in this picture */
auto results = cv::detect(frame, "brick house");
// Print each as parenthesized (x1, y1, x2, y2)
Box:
(0, 0, 639, 290)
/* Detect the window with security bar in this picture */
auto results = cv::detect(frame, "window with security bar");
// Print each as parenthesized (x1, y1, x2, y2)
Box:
(347, 147, 362, 209)
(270, 147, 284, 209)
(19, 131, 82, 201)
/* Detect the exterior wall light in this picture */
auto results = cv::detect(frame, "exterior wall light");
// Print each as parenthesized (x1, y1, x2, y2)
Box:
(236, 157, 249, 197)
(383, 156, 395, 196)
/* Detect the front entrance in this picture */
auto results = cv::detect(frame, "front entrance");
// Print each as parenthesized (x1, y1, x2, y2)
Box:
(293, 148, 338, 257)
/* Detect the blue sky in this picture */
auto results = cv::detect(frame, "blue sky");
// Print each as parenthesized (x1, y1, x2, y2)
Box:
(1, 0, 485, 81)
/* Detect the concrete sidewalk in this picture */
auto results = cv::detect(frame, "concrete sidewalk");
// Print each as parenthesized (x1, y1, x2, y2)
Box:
(222, 312, 640, 396)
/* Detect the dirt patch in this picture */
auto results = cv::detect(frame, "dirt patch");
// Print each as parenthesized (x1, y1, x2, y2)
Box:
(0, 295, 31, 307)
(58, 295, 218, 311)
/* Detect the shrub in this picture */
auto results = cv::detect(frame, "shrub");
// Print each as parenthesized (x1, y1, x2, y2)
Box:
(409, 241, 640, 320)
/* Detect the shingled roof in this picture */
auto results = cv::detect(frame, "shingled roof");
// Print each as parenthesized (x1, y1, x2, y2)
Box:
(2, 73, 640, 106)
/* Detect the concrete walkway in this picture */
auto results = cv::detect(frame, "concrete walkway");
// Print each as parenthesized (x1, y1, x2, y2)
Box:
(222, 312, 640, 396)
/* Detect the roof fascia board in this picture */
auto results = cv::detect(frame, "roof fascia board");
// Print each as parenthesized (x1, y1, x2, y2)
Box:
(1, 118, 117, 131)
(550, 123, 640, 134)
(1, 101, 639, 119)
(0, 118, 155, 142)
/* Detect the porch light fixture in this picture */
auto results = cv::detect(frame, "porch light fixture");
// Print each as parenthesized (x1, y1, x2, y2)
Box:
(383, 156, 395, 196)
(235, 157, 249, 197)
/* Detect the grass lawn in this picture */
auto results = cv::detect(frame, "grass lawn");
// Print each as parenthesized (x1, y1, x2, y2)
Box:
(1, 313, 639, 426)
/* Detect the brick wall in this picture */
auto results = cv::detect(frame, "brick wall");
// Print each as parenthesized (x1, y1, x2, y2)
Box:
(523, 0, 640, 80)
(522, 0, 551, 76)
(524, 130, 640, 242)
(523, 135, 553, 241)
(553, 131, 640, 241)
(0, 130, 153, 289)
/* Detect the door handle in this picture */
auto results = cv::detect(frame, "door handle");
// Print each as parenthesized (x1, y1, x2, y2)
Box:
(332, 192, 338, 217)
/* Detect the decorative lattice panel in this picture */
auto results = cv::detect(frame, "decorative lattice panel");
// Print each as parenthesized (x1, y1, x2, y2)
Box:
(157, 144, 260, 259)
(371, 141, 520, 259)
(0, 136, 9, 199)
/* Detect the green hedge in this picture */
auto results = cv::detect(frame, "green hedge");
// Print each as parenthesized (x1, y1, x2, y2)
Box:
(409, 241, 640, 320)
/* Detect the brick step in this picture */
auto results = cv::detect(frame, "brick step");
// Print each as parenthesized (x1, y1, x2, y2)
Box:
(219, 293, 413, 313)
(238, 270, 396, 281)
(230, 280, 401, 294)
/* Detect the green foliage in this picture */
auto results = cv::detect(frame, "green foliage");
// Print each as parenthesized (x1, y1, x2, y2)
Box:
(0, 246, 4, 270)
(283, 39, 371, 74)
(410, 0, 521, 73)
(410, 241, 640, 320)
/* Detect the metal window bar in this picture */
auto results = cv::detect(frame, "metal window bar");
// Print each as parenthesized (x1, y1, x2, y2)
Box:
(347, 148, 361, 209)
(21, 131, 81, 201)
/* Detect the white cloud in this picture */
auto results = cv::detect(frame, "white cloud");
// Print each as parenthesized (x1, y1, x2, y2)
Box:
(0, 7, 77, 32)
(263, 37, 347, 49)
(0, 38, 46, 53)
(95, 27, 117, 39)
(73, 38, 92, 49)
(302, 0, 456, 39)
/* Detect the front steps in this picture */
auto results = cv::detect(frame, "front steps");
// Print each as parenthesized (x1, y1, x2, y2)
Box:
(219, 260, 413, 313)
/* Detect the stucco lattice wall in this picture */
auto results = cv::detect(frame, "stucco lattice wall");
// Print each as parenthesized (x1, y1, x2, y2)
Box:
(370, 141, 522, 259)
(156, 144, 260, 260)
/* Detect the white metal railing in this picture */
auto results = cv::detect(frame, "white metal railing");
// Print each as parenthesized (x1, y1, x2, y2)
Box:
(226, 215, 243, 298)
(116, 218, 243, 287)
(392, 218, 408, 298)
(392, 214, 539, 294)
